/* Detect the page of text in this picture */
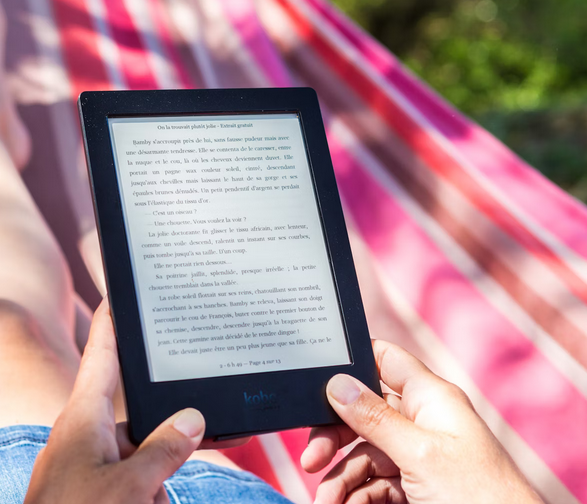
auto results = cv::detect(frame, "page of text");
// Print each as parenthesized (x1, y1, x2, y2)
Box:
(109, 114, 351, 381)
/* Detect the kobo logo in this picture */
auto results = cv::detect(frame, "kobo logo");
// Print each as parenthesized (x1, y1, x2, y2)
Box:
(243, 390, 279, 410)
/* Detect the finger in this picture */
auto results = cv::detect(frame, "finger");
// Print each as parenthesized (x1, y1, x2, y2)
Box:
(71, 298, 119, 406)
(47, 299, 120, 461)
(302, 394, 402, 474)
(345, 477, 406, 504)
(122, 408, 205, 495)
(315, 442, 399, 504)
(326, 374, 426, 468)
(154, 485, 170, 504)
(373, 340, 474, 427)
(384, 393, 402, 413)
(372, 340, 438, 397)
(301, 425, 357, 473)
(116, 422, 138, 459)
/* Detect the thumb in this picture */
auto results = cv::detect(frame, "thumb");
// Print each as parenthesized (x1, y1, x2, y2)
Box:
(326, 374, 424, 468)
(122, 408, 205, 493)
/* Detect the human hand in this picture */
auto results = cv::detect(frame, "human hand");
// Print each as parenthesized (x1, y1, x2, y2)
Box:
(24, 299, 204, 504)
(302, 340, 543, 504)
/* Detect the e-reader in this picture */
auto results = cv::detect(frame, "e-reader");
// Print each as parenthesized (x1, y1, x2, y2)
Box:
(78, 88, 381, 443)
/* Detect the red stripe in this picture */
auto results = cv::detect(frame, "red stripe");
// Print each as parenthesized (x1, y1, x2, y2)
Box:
(218, 0, 291, 88)
(328, 134, 587, 502)
(221, 437, 283, 493)
(145, 0, 195, 89)
(305, 0, 587, 262)
(275, 0, 587, 310)
(305, 53, 587, 363)
(265, 4, 587, 373)
(50, 0, 112, 97)
(102, 0, 158, 89)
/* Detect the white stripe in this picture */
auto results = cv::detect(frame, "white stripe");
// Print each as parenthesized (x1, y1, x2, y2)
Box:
(258, 10, 587, 385)
(84, 0, 127, 89)
(123, 0, 181, 89)
(328, 116, 587, 399)
(366, 115, 587, 338)
(210, 0, 271, 87)
(370, 262, 580, 504)
(284, 0, 587, 286)
(167, 0, 218, 88)
(163, 481, 181, 504)
(287, 54, 587, 343)
(256, 0, 300, 54)
(258, 433, 312, 504)
(17, 4, 71, 105)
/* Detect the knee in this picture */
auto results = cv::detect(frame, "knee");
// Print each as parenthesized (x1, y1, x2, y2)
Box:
(0, 298, 41, 345)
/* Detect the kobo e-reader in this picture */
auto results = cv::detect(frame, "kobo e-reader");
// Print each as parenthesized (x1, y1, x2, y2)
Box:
(78, 88, 381, 443)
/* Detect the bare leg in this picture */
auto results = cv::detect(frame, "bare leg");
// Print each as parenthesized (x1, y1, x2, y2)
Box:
(0, 20, 238, 474)
(0, 139, 79, 427)
(0, 0, 80, 426)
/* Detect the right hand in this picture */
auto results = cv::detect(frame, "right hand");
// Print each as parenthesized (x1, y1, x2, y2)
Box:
(302, 340, 544, 504)
(23, 299, 246, 504)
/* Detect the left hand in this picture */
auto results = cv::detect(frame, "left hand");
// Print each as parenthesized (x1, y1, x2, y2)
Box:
(24, 299, 205, 504)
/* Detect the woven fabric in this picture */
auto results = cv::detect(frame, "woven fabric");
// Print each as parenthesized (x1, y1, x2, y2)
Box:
(3, 0, 587, 502)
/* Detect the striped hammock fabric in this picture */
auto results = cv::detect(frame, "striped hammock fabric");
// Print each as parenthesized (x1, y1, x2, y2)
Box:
(4, 0, 587, 502)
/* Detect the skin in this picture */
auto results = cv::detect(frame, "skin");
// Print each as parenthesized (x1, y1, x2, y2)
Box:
(0, 4, 242, 492)
(23, 300, 204, 504)
(22, 300, 207, 504)
(0, 4, 549, 500)
(301, 340, 545, 504)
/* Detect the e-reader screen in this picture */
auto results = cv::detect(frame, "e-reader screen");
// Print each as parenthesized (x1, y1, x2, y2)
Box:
(108, 113, 352, 382)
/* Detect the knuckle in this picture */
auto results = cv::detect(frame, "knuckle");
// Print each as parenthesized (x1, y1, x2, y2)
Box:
(442, 381, 473, 407)
(359, 398, 392, 431)
(411, 436, 440, 466)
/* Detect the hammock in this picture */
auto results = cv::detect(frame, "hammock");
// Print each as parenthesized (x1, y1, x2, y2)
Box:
(4, 0, 587, 502)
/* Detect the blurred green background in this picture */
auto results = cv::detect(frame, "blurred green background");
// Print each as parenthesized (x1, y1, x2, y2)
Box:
(331, 0, 587, 203)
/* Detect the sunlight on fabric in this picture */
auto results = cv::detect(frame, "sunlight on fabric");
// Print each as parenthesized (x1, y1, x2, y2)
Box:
(85, 0, 126, 89)
(374, 262, 580, 504)
(286, 0, 587, 287)
(168, 0, 218, 88)
(21, 2, 71, 104)
(328, 116, 587, 400)
(258, 433, 312, 504)
(123, 0, 181, 89)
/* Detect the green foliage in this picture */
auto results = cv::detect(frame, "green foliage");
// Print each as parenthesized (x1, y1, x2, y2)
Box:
(331, 0, 587, 202)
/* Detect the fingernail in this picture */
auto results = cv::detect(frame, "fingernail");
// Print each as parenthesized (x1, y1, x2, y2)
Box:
(328, 374, 361, 405)
(173, 408, 205, 440)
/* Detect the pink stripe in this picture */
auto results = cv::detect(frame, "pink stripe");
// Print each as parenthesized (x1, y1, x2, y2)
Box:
(326, 131, 587, 501)
(221, 437, 283, 492)
(103, 0, 159, 89)
(50, 0, 113, 95)
(275, 0, 587, 308)
(304, 0, 587, 261)
(218, 0, 291, 87)
(146, 0, 195, 89)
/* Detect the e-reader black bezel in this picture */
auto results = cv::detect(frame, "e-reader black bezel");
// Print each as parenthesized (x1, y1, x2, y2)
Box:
(79, 88, 380, 444)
